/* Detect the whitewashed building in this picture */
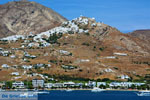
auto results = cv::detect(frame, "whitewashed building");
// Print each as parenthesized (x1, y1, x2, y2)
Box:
(12, 81, 24, 89)
(119, 75, 130, 79)
(11, 72, 19, 76)
(86, 81, 96, 87)
(63, 82, 75, 87)
(32, 79, 44, 88)
(1, 64, 10, 68)
(53, 83, 64, 88)
(59, 50, 71, 55)
(97, 82, 107, 87)
(22, 65, 33, 69)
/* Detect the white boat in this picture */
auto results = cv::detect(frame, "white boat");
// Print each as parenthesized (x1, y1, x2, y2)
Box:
(65, 89, 73, 92)
(91, 87, 105, 92)
(34, 91, 49, 94)
(137, 91, 150, 96)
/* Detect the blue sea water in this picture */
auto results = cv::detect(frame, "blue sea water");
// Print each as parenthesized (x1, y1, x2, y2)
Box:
(38, 90, 150, 100)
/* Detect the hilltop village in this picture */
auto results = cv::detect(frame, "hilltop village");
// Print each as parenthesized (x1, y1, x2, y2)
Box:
(0, 16, 150, 90)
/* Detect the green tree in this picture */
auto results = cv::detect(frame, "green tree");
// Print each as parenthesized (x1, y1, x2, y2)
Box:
(46, 33, 63, 44)
(5, 81, 13, 89)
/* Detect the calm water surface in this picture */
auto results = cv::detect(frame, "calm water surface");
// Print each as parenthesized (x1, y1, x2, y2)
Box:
(38, 90, 150, 100)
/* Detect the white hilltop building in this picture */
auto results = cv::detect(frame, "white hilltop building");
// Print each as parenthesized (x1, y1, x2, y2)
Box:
(10, 55, 16, 58)
(120, 75, 130, 79)
(11, 72, 20, 76)
(22, 65, 33, 69)
(59, 50, 71, 55)
(104, 68, 114, 73)
(1, 35, 25, 41)
(1, 64, 10, 68)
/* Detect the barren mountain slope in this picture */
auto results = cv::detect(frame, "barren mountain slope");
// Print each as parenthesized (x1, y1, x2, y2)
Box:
(129, 29, 150, 44)
(0, 0, 67, 38)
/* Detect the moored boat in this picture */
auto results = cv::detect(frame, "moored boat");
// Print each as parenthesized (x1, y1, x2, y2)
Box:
(137, 90, 150, 96)
(34, 90, 49, 94)
(65, 89, 73, 92)
(91, 87, 105, 92)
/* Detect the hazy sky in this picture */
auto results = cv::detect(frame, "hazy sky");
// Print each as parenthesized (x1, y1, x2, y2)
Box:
(0, 0, 150, 33)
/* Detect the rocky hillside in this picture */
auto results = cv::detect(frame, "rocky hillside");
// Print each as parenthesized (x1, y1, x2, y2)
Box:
(0, 0, 67, 38)
(129, 29, 150, 44)
(0, 16, 150, 82)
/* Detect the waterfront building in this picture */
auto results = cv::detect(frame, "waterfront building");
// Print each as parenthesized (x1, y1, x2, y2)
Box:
(12, 81, 24, 89)
(32, 79, 44, 88)
(97, 82, 107, 87)
(63, 82, 75, 87)
(44, 83, 53, 88)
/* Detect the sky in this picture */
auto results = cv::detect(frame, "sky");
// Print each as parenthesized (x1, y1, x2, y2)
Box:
(0, 0, 150, 33)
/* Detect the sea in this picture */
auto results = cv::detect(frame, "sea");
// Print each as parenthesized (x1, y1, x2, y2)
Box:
(38, 90, 150, 100)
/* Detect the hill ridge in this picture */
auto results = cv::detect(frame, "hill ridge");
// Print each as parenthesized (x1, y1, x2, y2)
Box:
(0, 0, 67, 38)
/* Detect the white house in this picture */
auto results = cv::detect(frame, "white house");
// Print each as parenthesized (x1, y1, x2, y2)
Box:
(24, 53, 30, 57)
(0, 51, 10, 56)
(134, 82, 145, 86)
(109, 82, 122, 87)
(75, 59, 90, 63)
(22, 65, 32, 69)
(120, 75, 130, 79)
(1, 35, 25, 41)
(40, 42, 50, 47)
(63, 82, 75, 87)
(10, 55, 16, 58)
(27, 43, 39, 47)
(104, 68, 114, 73)
(59, 50, 71, 55)
(47, 64, 51, 67)
(91, 23, 96, 27)
(11, 72, 19, 76)
(30, 55, 37, 59)
(86, 81, 96, 87)
(53, 83, 64, 88)
(97, 82, 107, 87)
(12, 81, 24, 89)
(75, 83, 84, 87)
(32, 79, 44, 88)
(1, 64, 10, 68)
(109, 82, 145, 87)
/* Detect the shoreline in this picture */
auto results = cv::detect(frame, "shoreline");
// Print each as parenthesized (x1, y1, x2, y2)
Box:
(2, 88, 142, 92)
(47, 88, 140, 91)
(2, 88, 150, 92)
